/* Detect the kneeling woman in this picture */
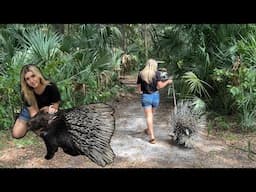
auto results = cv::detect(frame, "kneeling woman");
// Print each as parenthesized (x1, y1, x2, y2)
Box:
(12, 64, 61, 139)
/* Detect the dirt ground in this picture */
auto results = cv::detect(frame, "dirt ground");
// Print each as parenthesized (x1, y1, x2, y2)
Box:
(1, 75, 256, 168)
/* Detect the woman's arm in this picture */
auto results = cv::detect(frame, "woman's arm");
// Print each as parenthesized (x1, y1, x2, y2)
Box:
(40, 101, 60, 114)
(41, 83, 61, 114)
(137, 84, 142, 94)
(50, 101, 60, 110)
(157, 79, 172, 89)
(49, 101, 60, 113)
(28, 105, 39, 117)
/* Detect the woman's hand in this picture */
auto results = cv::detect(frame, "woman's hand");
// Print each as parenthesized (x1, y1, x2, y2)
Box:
(40, 106, 49, 113)
(168, 79, 173, 84)
(48, 105, 57, 114)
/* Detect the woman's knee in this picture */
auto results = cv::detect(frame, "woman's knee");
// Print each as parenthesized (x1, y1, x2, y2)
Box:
(12, 131, 25, 139)
(12, 119, 27, 139)
(12, 128, 27, 139)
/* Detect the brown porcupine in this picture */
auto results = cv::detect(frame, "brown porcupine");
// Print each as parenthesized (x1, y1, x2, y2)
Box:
(27, 103, 115, 167)
(169, 100, 206, 148)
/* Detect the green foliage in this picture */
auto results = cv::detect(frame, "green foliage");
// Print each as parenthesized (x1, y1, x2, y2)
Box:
(182, 71, 212, 98)
(214, 116, 230, 130)
(213, 63, 256, 130)
(211, 68, 235, 114)
(20, 28, 63, 65)
(13, 135, 38, 148)
(0, 53, 24, 129)
(212, 68, 233, 82)
(237, 33, 256, 65)
(0, 24, 128, 130)
(2, 23, 256, 133)
(0, 129, 40, 151)
(191, 96, 206, 115)
(60, 35, 77, 52)
(12, 131, 41, 148)
(240, 109, 256, 131)
(227, 67, 256, 130)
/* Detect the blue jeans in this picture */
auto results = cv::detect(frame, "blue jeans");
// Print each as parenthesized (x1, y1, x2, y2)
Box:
(141, 91, 160, 109)
(18, 107, 30, 122)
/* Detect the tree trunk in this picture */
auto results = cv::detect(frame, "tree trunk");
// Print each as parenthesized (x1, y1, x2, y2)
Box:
(121, 24, 127, 53)
(144, 24, 149, 60)
(52, 24, 64, 34)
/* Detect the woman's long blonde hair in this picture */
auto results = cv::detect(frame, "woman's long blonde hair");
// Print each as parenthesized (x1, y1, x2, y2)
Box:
(20, 64, 50, 109)
(140, 59, 158, 84)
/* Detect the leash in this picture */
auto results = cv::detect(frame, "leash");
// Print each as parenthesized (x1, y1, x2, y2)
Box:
(168, 75, 177, 114)
(172, 79, 177, 114)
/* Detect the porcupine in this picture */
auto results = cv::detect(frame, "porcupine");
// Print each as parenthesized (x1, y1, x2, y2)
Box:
(27, 103, 116, 167)
(169, 100, 206, 148)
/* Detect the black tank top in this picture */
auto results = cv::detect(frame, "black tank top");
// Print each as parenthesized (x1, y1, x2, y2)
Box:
(23, 83, 61, 109)
(136, 71, 161, 94)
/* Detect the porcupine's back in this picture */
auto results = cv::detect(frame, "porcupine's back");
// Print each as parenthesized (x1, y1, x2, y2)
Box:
(63, 103, 116, 167)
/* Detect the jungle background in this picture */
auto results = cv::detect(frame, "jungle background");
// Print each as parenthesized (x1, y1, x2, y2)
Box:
(1, 24, 256, 168)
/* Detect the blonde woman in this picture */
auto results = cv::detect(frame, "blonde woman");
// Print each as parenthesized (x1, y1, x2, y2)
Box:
(12, 64, 61, 139)
(136, 59, 172, 144)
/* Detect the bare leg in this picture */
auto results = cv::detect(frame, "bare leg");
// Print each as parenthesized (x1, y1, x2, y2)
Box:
(144, 108, 155, 143)
(12, 119, 28, 139)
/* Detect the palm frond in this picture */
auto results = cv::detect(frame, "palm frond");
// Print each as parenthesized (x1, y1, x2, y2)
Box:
(21, 28, 62, 64)
(183, 71, 212, 98)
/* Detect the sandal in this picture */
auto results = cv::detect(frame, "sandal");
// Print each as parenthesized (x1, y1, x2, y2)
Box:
(149, 138, 156, 144)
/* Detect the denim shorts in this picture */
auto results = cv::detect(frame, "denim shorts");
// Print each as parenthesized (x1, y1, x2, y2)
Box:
(141, 91, 160, 109)
(18, 107, 30, 122)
